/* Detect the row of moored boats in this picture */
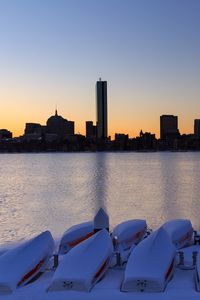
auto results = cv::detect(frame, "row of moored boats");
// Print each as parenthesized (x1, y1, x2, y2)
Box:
(0, 208, 199, 294)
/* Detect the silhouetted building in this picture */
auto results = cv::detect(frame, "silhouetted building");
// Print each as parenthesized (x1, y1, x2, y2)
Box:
(194, 119, 200, 138)
(114, 133, 129, 150)
(25, 123, 42, 135)
(137, 130, 156, 149)
(0, 129, 12, 139)
(86, 121, 96, 139)
(96, 78, 107, 139)
(115, 133, 129, 141)
(160, 115, 179, 139)
(46, 110, 74, 138)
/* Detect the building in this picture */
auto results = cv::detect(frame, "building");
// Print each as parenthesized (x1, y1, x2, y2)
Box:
(0, 129, 12, 139)
(115, 133, 129, 141)
(46, 110, 74, 138)
(86, 121, 96, 139)
(24, 123, 42, 135)
(96, 78, 107, 139)
(160, 115, 179, 139)
(194, 119, 200, 138)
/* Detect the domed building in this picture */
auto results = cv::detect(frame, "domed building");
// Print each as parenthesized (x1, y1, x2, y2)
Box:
(46, 110, 74, 138)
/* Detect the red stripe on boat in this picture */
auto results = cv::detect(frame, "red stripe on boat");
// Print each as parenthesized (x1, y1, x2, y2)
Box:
(175, 228, 193, 246)
(17, 257, 46, 287)
(165, 258, 174, 280)
(114, 228, 146, 246)
(68, 232, 94, 247)
(93, 257, 110, 282)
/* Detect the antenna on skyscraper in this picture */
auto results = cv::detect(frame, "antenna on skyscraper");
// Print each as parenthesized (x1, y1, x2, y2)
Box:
(99, 77, 101, 81)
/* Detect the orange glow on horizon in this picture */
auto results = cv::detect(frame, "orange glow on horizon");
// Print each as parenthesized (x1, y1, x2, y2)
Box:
(10, 122, 194, 140)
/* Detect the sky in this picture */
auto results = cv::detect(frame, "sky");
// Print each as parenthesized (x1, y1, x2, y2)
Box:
(0, 0, 199, 138)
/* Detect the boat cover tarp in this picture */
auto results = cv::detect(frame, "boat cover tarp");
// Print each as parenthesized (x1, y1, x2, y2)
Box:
(194, 249, 200, 291)
(162, 219, 193, 249)
(48, 229, 113, 292)
(0, 231, 54, 295)
(58, 221, 94, 254)
(111, 219, 147, 252)
(93, 208, 109, 232)
(121, 228, 176, 292)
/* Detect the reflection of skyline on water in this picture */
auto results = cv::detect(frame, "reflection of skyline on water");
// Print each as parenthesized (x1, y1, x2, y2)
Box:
(1, 153, 200, 244)
(159, 154, 180, 223)
(91, 153, 108, 214)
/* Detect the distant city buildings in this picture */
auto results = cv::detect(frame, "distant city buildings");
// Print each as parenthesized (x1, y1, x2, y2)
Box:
(86, 121, 96, 139)
(1, 79, 200, 152)
(96, 78, 107, 139)
(25, 123, 42, 135)
(0, 129, 12, 139)
(23, 110, 74, 141)
(160, 115, 180, 140)
(46, 109, 74, 137)
(194, 119, 200, 138)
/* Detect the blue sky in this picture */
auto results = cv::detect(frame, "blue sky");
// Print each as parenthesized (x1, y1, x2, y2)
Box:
(0, 0, 199, 137)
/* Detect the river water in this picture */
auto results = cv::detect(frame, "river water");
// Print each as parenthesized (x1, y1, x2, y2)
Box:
(0, 152, 200, 245)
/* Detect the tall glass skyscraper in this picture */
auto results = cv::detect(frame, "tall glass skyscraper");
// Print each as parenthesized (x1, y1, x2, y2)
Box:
(96, 78, 107, 139)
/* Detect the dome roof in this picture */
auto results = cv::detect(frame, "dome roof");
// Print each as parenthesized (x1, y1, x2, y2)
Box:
(47, 110, 68, 124)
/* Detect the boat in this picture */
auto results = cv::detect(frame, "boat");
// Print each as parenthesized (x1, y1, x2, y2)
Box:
(48, 229, 113, 292)
(121, 228, 176, 292)
(93, 207, 109, 232)
(0, 214, 199, 299)
(162, 219, 193, 249)
(58, 221, 94, 254)
(0, 249, 7, 256)
(0, 231, 54, 295)
(59, 208, 109, 255)
(194, 248, 200, 291)
(111, 219, 147, 265)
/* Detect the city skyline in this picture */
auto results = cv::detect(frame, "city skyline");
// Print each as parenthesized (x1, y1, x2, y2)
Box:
(1, 105, 200, 140)
(0, 0, 200, 138)
(0, 77, 199, 139)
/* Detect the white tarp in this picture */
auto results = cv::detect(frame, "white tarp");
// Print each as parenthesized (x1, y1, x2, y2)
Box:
(162, 219, 193, 249)
(93, 208, 109, 232)
(0, 231, 54, 294)
(58, 221, 94, 254)
(194, 249, 200, 291)
(48, 229, 113, 292)
(111, 219, 147, 252)
(121, 228, 176, 292)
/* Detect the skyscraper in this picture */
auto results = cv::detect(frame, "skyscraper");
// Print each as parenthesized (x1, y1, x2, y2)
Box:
(96, 78, 107, 139)
(85, 121, 96, 139)
(160, 115, 179, 139)
(194, 119, 200, 138)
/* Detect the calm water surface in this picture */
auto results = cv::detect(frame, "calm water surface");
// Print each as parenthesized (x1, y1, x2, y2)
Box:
(0, 152, 200, 245)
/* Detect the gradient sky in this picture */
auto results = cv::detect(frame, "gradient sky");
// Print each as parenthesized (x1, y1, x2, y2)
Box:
(0, 0, 199, 138)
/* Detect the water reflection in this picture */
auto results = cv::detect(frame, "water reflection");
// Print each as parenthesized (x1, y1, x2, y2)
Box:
(91, 153, 108, 213)
(1, 153, 200, 244)
(159, 153, 180, 223)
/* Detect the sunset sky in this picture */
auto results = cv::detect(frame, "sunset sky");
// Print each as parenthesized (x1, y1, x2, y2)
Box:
(0, 0, 199, 138)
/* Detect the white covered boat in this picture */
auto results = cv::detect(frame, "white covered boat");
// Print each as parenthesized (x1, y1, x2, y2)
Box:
(48, 229, 113, 292)
(111, 219, 147, 265)
(0, 230, 54, 295)
(194, 249, 200, 291)
(93, 207, 109, 232)
(112, 219, 147, 252)
(0, 249, 7, 256)
(162, 219, 193, 249)
(58, 221, 94, 254)
(121, 228, 176, 292)
(58, 208, 109, 255)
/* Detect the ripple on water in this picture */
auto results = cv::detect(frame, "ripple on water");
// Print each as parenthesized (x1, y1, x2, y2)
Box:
(0, 152, 200, 244)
